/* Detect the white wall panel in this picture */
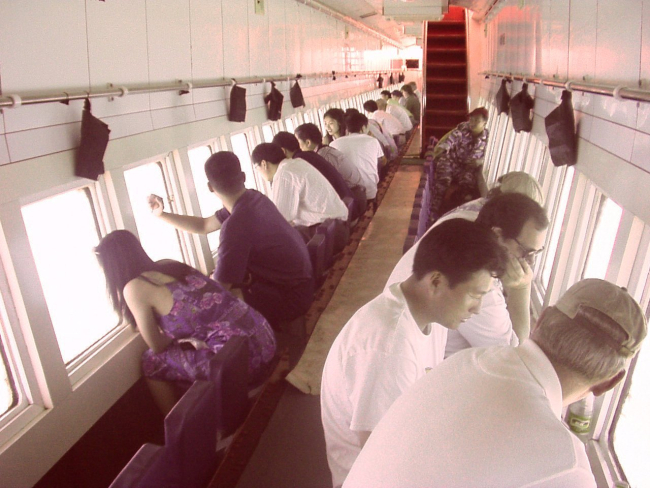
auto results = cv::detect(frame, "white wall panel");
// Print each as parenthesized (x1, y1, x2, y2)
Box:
(189, 0, 225, 82)
(567, 0, 597, 81)
(248, 0, 271, 76)
(146, 2, 193, 109)
(268, 0, 288, 75)
(589, 117, 636, 161)
(0, 1, 89, 93)
(3, 100, 84, 134)
(6, 124, 81, 163)
(631, 130, 650, 172)
(595, 0, 642, 84)
(549, 0, 569, 79)
(299, 5, 313, 75)
(0, 137, 9, 166)
(222, 0, 250, 79)
(101, 112, 155, 140)
(636, 102, 650, 134)
(151, 105, 196, 130)
(641, 1, 650, 86)
(285, 2, 302, 75)
(591, 95, 638, 129)
(86, 0, 149, 89)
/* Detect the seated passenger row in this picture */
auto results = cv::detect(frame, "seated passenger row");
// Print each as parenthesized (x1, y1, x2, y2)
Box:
(319, 162, 647, 488)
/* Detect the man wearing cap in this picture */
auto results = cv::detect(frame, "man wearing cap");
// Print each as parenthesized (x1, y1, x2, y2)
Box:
(344, 278, 647, 488)
(387, 178, 548, 357)
(148, 151, 314, 329)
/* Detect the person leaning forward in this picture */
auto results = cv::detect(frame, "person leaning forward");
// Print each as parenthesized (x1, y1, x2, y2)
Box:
(344, 279, 647, 488)
(148, 151, 314, 329)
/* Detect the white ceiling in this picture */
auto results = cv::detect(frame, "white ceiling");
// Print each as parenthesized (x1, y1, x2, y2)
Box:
(312, 0, 496, 47)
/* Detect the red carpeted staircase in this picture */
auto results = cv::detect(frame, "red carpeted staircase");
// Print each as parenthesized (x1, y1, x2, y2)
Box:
(423, 6, 468, 145)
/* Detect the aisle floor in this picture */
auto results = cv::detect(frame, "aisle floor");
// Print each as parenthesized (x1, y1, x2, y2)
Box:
(235, 163, 423, 488)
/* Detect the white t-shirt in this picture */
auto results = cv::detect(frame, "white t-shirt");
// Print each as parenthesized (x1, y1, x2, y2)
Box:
(271, 157, 348, 227)
(321, 283, 448, 488)
(330, 134, 383, 199)
(344, 341, 596, 488)
(370, 110, 405, 136)
(386, 104, 413, 132)
(318, 146, 365, 190)
(384, 198, 518, 355)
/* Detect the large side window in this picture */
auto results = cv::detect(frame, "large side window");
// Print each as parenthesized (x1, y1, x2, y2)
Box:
(123, 161, 184, 263)
(188, 145, 222, 253)
(21, 189, 117, 365)
(284, 117, 295, 133)
(582, 197, 623, 280)
(230, 132, 261, 191)
(0, 307, 17, 417)
(261, 124, 275, 142)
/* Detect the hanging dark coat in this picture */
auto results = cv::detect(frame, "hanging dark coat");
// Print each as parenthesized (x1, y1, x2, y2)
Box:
(75, 99, 110, 181)
(495, 79, 510, 115)
(228, 84, 247, 122)
(545, 89, 577, 166)
(377, 75, 384, 88)
(264, 82, 284, 121)
(510, 83, 535, 133)
(290, 80, 305, 108)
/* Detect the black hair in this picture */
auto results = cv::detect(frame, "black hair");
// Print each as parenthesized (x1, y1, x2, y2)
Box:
(346, 113, 369, 134)
(363, 100, 378, 113)
(475, 193, 549, 239)
(468, 107, 489, 120)
(251, 142, 286, 165)
(204, 151, 245, 194)
(401, 84, 414, 95)
(95, 230, 195, 325)
(272, 131, 300, 153)
(295, 123, 323, 146)
(380, 90, 391, 97)
(323, 108, 347, 144)
(391, 90, 402, 98)
(412, 219, 507, 287)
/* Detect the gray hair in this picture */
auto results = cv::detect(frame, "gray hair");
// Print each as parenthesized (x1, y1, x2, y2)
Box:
(532, 306, 629, 382)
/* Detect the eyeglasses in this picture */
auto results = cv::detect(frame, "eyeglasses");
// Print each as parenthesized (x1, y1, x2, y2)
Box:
(514, 237, 544, 260)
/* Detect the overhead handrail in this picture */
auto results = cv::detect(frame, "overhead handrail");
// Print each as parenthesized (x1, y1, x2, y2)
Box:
(0, 69, 405, 109)
(483, 71, 650, 104)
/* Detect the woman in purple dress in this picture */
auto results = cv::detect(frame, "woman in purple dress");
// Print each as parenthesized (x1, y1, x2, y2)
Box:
(95, 230, 276, 413)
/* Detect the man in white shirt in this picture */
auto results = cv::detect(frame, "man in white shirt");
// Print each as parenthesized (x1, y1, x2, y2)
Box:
(363, 99, 405, 148)
(251, 142, 348, 250)
(330, 113, 386, 203)
(381, 98, 413, 137)
(387, 191, 548, 356)
(321, 219, 508, 488)
(344, 279, 647, 488)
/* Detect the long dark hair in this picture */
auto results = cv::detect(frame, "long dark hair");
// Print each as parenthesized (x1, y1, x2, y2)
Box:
(95, 230, 195, 325)
(323, 108, 346, 144)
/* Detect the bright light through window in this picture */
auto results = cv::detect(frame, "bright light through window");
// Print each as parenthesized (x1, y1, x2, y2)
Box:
(124, 162, 183, 263)
(613, 346, 650, 488)
(230, 133, 257, 190)
(582, 197, 622, 279)
(262, 125, 274, 143)
(0, 307, 15, 415)
(541, 167, 574, 288)
(188, 146, 222, 253)
(22, 189, 118, 364)
(284, 117, 295, 133)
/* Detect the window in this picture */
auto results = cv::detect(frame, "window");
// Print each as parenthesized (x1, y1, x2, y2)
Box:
(611, 345, 650, 488)
(540, 166, 574, 288)
(123, 162, 184, 263)
(230, 133, 259, 190)
(582, 197, 623, 280)
(21, 189, 118, 364)
(188, 145, 222, 252)
(261, 124, 275, 142)
(0, 310, 16, 416)
(284, 117, 295, 133)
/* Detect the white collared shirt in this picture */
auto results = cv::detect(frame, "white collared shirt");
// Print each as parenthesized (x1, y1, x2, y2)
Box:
(370, 110, 405, 136)
(344, 341, 596, 488)
(330, 134, 383, 199)
(271, 157, 348, 227)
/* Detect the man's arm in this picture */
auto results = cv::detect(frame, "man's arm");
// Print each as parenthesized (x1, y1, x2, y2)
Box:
(148, 194, 221, 234)
(500, 255, 534, 341)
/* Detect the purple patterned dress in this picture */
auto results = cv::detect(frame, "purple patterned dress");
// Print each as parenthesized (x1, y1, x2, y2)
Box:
(141, 271, 276, 386)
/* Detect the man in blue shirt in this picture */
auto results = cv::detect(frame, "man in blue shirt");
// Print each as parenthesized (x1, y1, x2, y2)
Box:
(149, 151, 314, 328)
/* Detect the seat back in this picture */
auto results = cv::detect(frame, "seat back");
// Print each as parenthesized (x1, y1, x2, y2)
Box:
(307, 232, 327, 287)
(109, 443, 177, 488)
(164, 380, 218, 488)
(342, 196, 357, 226)
(316, 219, 335, 269)
(209, 335, 250, 437)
